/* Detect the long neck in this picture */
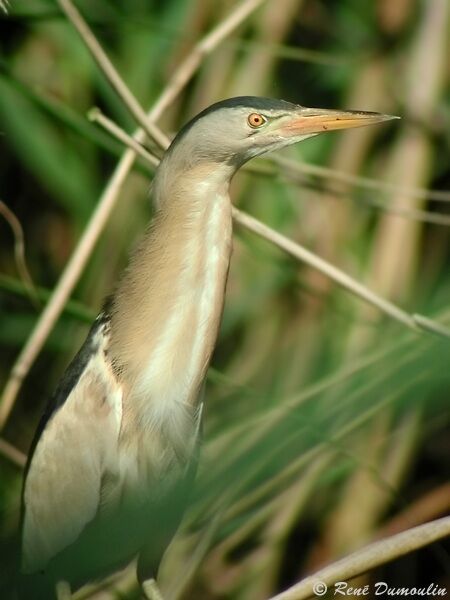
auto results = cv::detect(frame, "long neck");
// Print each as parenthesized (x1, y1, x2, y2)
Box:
(107, 162, 233, 418)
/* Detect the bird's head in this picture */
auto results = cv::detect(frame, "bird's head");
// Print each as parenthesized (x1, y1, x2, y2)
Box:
(164, 96, 398, 173)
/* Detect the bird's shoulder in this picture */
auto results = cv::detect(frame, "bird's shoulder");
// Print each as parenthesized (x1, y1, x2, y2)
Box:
(21, 311, 124, 574)
(24, 312, 113, 471)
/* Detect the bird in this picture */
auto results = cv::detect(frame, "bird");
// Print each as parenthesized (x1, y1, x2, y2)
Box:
(19, 96, 396, 599)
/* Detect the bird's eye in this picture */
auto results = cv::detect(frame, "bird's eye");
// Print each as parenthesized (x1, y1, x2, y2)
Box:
(247, 113, 267, 128)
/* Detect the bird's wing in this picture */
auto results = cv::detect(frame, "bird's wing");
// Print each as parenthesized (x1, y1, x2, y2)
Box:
(21, 315, 123, 574)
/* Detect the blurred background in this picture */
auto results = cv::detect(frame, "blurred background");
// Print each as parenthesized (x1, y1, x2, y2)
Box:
(0, 0, 449, 598)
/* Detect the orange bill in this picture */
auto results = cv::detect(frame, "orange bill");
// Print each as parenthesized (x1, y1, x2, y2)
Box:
(277, 107, 400, 136)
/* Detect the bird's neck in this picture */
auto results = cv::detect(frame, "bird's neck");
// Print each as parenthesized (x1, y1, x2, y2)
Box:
(107, 162, 233, 428)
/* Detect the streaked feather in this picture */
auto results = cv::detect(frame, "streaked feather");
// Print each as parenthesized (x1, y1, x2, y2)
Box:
(20, 164, 232, 594)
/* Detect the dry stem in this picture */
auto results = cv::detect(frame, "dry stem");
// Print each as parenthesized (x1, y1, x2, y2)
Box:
(56, 581, 72, 600)
(231, 208, 419, 331)
(147, 0, 269, 124)
(56, 0, 168, 149)
(274, 156, 450, 203)
(269, 516, 450, 600)
(0, 200, 40, 309)
(0, 437, 26, 468)
(88, 108, 159, 167)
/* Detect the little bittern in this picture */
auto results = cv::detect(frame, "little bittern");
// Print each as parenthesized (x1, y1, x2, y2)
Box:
(20, 97, 395, 598)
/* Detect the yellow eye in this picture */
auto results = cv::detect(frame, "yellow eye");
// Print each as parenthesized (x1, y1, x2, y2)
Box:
(247, 113, 267, 128)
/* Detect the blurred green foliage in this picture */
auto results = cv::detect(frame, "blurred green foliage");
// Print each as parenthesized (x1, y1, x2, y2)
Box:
(0, 0, 449, 598)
